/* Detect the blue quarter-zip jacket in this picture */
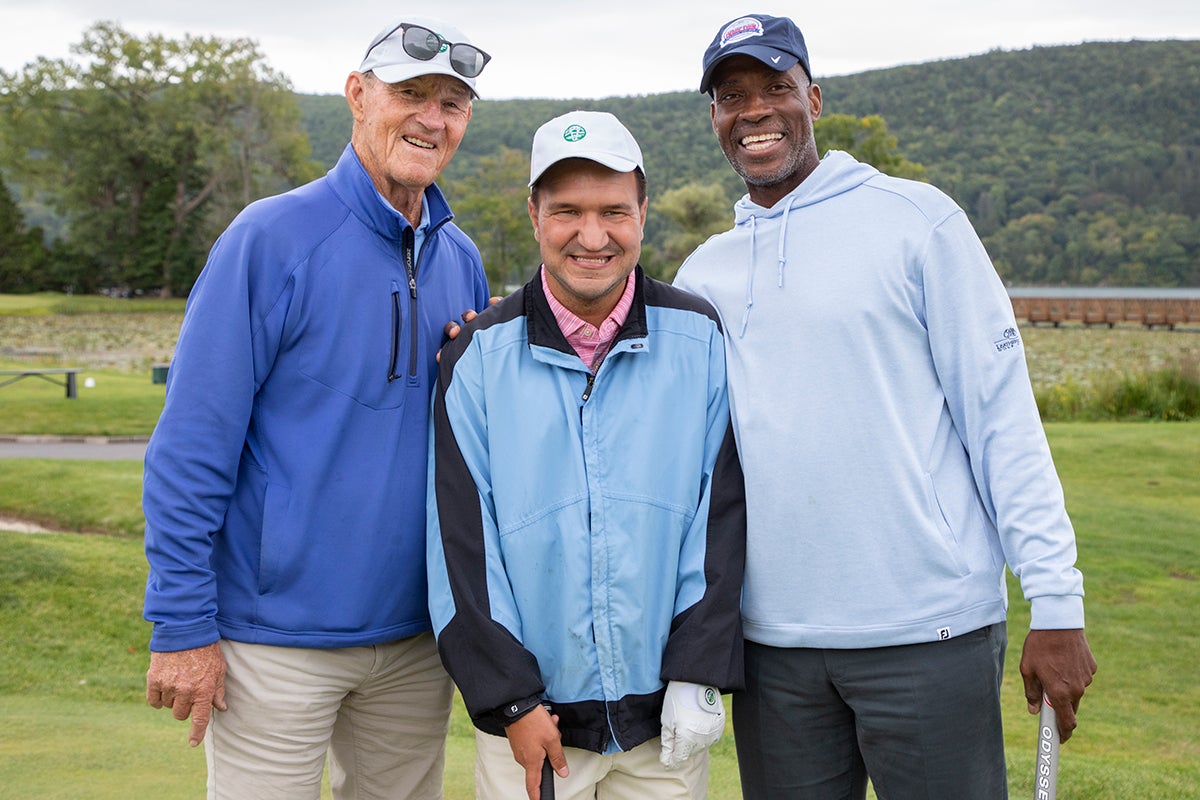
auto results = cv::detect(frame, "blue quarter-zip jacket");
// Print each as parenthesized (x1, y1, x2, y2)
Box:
(427, 268, 747, 753)
(143, 145, 489, 652)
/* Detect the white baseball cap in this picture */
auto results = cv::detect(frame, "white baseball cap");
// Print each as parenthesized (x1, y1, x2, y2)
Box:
(359, 16, 489, 95)
(529, 111, 645, 187)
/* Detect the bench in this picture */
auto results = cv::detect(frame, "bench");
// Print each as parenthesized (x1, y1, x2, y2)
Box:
(0, 368, 83, 399)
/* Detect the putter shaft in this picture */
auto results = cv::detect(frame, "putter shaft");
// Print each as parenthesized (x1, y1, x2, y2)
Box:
(1035, 695, 1059, 800)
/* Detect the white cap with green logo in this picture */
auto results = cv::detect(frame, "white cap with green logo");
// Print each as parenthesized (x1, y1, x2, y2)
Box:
(529, 110, 644, 187)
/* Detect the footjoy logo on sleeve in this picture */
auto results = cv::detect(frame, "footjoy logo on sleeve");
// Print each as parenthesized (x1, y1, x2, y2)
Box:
(719, 17, 764, 48)
(994, 326, 1022, 353)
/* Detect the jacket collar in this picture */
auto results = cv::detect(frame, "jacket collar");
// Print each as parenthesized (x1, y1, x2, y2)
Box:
(327, 144, 455, 240)
(525, 266, 649, 359)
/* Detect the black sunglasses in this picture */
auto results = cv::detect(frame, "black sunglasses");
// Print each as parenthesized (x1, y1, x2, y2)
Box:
(365, 23, 491, 79)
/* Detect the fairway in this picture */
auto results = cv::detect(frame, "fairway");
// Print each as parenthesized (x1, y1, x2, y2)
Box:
(0, 422, 1196, 798)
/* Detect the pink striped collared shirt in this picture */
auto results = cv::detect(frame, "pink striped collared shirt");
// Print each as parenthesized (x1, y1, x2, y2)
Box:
(541, 268, 636, 372)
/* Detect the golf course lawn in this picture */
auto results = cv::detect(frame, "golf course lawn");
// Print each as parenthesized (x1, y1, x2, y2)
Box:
(1, 422, 1196, 797)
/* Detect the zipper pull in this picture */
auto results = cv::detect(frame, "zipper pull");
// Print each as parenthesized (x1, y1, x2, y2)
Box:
(581, 373, 595, 402)
(402, 227, 418, 298)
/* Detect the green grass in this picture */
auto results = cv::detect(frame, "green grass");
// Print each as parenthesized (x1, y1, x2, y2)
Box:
(0, 369, 166, 436)
(1037, 361, 1200, 421)
(0, 696, 208, 799)
(1, 423, 1197, 798)
(0, 459, 145, 534)
(998, 423, 1200, 798)
(1, 297, 1197, 795)
(0, 292, 187, 315)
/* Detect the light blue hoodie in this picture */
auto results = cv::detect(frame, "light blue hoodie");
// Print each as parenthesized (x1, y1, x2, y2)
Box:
(674, 150, 1084, 648)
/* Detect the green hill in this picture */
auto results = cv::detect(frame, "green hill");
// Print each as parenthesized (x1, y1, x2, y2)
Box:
(299, 40, 1200, 287)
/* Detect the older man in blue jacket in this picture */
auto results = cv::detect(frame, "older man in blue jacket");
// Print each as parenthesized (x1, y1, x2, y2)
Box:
(142, 15, 490, 799)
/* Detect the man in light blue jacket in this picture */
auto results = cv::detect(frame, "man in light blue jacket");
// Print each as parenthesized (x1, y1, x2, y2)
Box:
(428, 111, 747, 800)
(674, 14, 1097, 799)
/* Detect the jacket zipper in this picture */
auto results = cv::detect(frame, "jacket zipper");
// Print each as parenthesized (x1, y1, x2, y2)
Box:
(579, 372, 596, 426)
(390, 212, 452, 384)
(402, 227, 419, 380)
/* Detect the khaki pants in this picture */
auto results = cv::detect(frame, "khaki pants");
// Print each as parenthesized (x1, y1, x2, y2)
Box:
(474, 728, 709, 800)
(205, 634, 452, 800)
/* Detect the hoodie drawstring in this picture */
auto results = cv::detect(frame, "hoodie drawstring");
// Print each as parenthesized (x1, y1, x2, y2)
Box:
(739, 215, 757, 338)
(777, 197, 796, 288)
(739, 197, 798, 338)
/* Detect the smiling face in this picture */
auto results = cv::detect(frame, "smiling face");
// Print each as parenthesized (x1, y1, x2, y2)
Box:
(346, 70, 473, 222)
(709, 55, 823, 208)
(529, 159, 647, 327)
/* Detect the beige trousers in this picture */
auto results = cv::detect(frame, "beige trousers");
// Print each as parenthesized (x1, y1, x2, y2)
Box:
(205, 634, 452, 800)
(474, 728, 709, 800)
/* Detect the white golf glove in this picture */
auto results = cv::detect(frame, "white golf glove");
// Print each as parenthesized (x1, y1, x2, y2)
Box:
(659, 680, 725, 768)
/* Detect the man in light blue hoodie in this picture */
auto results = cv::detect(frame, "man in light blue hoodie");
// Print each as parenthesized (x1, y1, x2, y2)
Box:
(674, 14, 1097, 799)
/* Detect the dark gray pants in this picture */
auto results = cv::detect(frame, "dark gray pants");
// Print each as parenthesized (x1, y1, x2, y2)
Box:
(733, 623, 1008, 800)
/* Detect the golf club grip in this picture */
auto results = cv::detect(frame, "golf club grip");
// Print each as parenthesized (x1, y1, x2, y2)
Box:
(1036, 694, 1059, 800)
(540, 758, 555, 800)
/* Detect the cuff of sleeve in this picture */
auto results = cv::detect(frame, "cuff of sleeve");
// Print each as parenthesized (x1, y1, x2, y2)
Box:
(494, 693, 543, 727)
(1029, 595, 1085, 630)
(148, 619, 221, 653)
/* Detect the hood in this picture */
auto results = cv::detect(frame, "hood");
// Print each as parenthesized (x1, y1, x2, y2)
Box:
(733, 149, 878, 223)
(728, 150, 879, 337)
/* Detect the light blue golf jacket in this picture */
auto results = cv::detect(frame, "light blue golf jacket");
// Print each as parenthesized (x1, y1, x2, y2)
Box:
(427, 268, 746, 753)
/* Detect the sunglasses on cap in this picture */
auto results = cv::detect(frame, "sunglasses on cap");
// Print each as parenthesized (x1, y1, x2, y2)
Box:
(365, 23, 492, 79)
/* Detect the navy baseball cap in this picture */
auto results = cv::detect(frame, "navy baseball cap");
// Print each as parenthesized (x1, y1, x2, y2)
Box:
(699, 14, 812, 94)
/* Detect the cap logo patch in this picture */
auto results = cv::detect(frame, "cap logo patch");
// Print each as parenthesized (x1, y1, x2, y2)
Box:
(720, 17, 764, 49)
(563, 124, 587, 143)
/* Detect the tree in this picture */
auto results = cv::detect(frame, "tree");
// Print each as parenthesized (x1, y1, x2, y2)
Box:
(0, 175, 50, 292)
(441, 146, 539, 290)
(0, 22, 322, 296)
(815, 114, 927, 181)
(297, 41, 1200, 288)
(652, 182, 731, 281)
(986, 213, 1062, 284)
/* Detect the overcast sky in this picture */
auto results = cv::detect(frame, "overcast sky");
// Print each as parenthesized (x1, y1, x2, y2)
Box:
(2, 0, 1197, 99)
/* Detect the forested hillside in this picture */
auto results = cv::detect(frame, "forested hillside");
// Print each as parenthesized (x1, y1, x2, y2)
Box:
(4, 38, 1195, 294)
(299, 39, 1200, 287)
(821, 41, 1199, 286)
